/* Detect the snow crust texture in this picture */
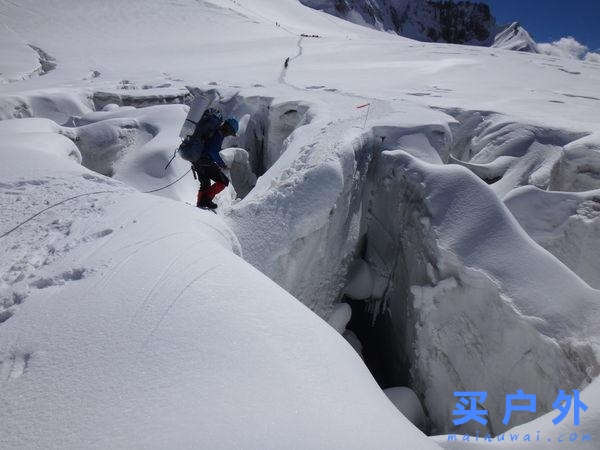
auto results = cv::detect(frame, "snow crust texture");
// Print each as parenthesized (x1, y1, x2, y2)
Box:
(0, 105, 436, 450)
(1, 0, 600, 448)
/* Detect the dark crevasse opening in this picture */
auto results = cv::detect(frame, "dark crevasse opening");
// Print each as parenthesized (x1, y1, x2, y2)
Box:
(345, 298, 411, 389)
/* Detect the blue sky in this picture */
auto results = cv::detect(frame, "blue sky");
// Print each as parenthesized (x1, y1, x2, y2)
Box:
(480, 0, 600, 50)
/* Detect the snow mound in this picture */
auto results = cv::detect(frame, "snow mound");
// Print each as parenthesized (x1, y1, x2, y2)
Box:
(365, 149, 600, 434)
(0, 126, 438, 449)
(220, 147, 258, 199)
(384, 386, 426, 431)
(0, 89, 93, 123)
(1, 0, 600, 445)
(447, 110, 588, 197)
(0, 131, 81, 164)
(344, 258, 375, 300)
(550, 133, 600, 192)
(327, 302, 352, 334)
(0, 102, 198, 202)
(505, 186, 600, 290)
(74, 103, 196, 201)
(226, 94, 600, 434)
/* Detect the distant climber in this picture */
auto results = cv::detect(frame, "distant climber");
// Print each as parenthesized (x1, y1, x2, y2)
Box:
(284, 57, 290, 68)
(178, 108, 239, 209)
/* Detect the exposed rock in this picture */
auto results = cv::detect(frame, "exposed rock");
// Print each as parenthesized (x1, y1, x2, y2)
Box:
(300, 0, 497, 45)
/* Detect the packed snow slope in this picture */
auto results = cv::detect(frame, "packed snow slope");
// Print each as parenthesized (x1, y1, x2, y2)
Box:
(1, 0, 598, 132)
(1, 0, 600, 447)
(0, 124, 438, 448)
(505, 186, 600, 290)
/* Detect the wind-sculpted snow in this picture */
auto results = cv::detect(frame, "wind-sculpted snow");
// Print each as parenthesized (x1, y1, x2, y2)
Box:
(226, 97, 450, 315)
(0, 103, 198, 202)
(1, 0, 600, 446)
(445, 110, 589, 197)
(550, 133, 600, 192)
(389, 153, 599, 431)
(92, 86, 192, 110)
(0, 89, 93, 123)
(396, 154, 600, 346)
(226, 95, 600, 434)
(0, 116, 439, 449)
(351, 148, 598, 434)
(505, 186, 600, 290)
(73, 103, 197, 200)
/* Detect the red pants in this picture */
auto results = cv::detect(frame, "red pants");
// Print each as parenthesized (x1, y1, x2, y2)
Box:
(193, 162, 229, 206)
(196, 181, 227, 206)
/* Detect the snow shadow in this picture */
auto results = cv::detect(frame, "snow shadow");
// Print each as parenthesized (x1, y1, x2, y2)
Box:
(441, 108, 593, 196)
(341, 140, 597, 436)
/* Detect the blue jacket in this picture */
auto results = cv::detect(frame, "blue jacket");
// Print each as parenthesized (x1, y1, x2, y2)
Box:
(201, 129, 227, 167)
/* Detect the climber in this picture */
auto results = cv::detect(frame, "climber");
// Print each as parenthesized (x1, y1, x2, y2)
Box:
(284, 57, 290, 68)
(186, 110, 239, 209)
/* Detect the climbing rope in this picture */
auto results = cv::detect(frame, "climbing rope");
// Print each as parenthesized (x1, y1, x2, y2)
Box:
(0, 168, 192, 240)
(143, 168, 192, 193)
(0, 190, 117, 239)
